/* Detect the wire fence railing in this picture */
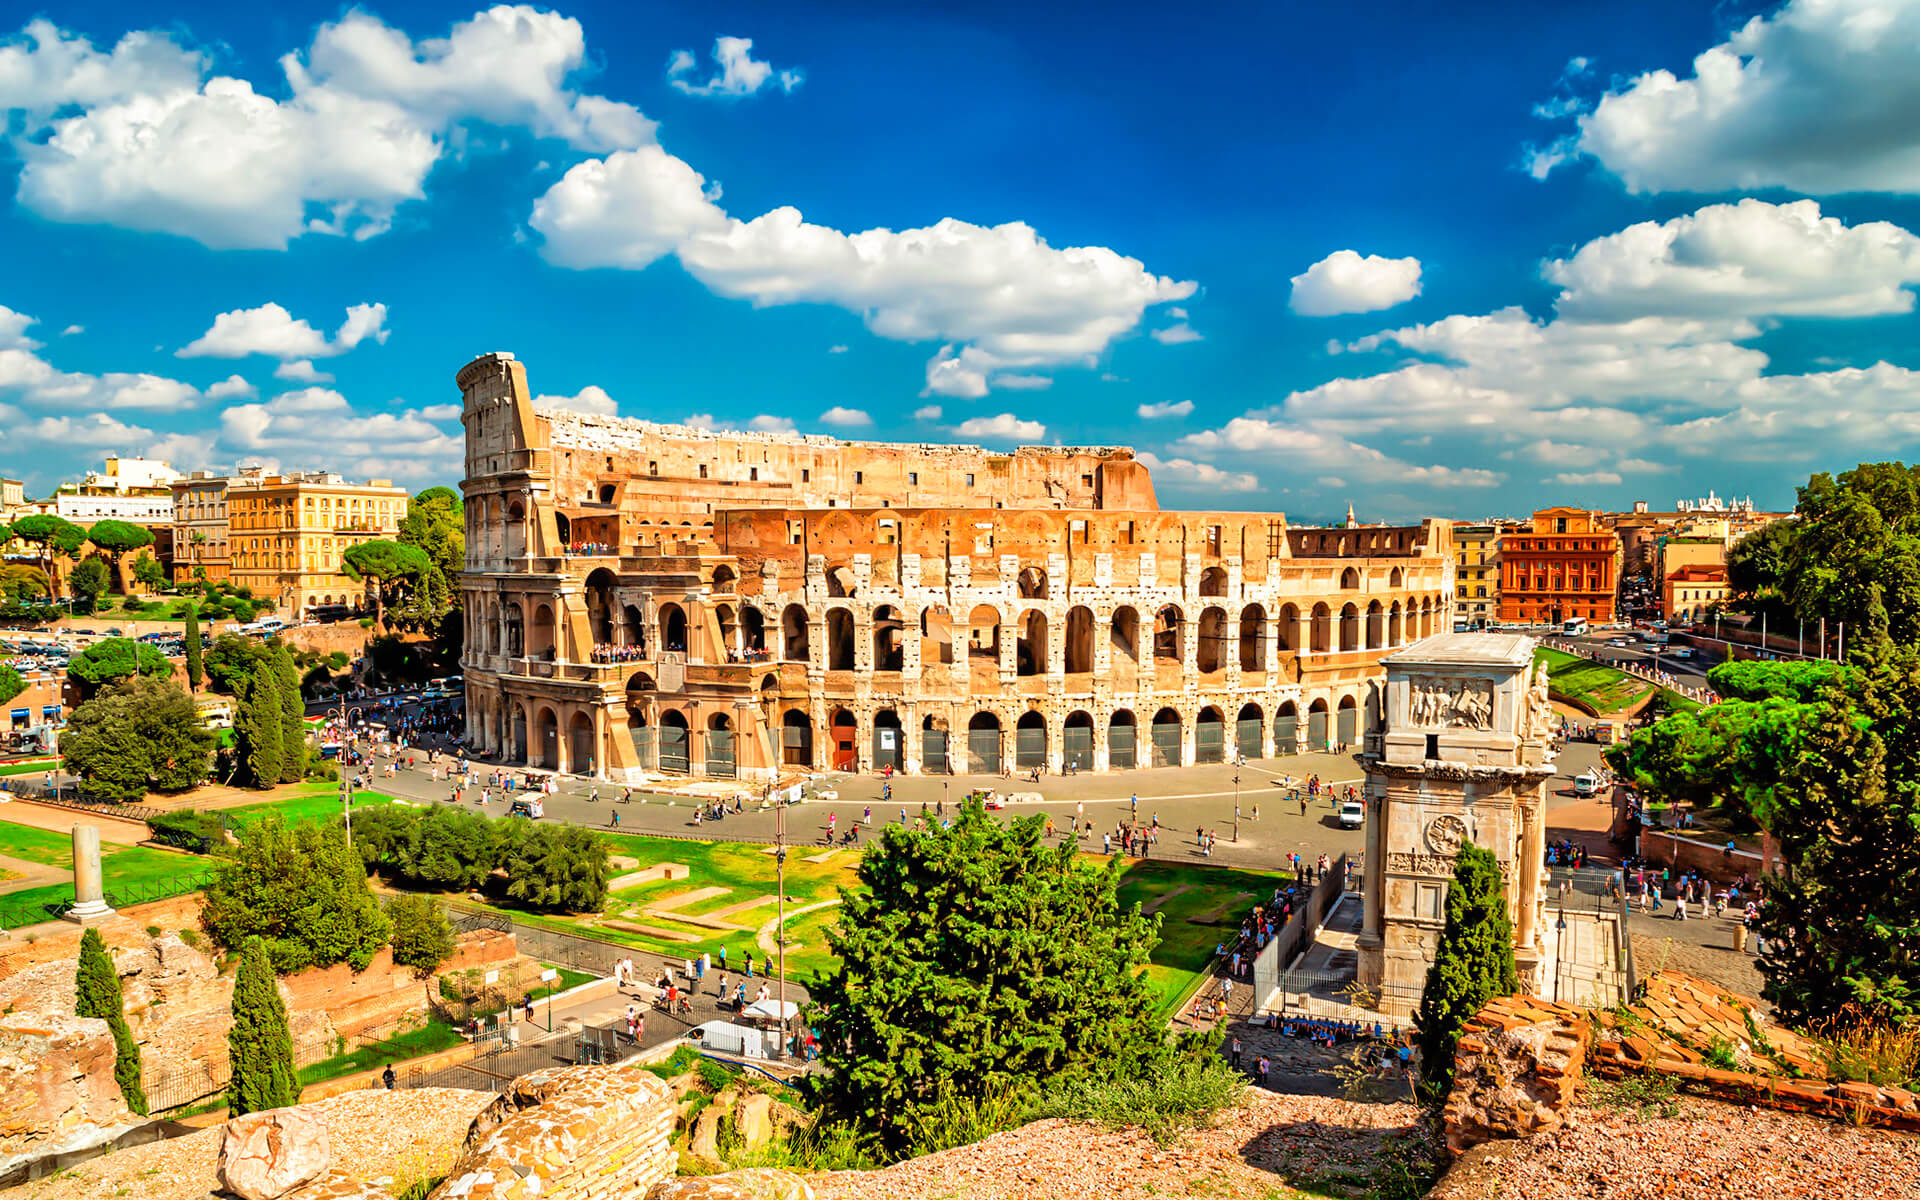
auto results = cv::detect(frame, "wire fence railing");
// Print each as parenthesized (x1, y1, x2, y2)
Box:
(0, 868, 218, 931)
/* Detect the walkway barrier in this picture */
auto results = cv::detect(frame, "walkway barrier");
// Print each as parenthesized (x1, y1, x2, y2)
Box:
(1251, 854, 1349, 1006)
(446, 905, 629, 978)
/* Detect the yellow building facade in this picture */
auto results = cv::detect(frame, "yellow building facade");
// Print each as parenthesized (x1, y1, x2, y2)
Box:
(225, 471, 408, 617)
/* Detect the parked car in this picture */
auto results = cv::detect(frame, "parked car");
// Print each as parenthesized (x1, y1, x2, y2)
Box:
(1338, 799, 1365, 829)
(508, 797, 545, 819)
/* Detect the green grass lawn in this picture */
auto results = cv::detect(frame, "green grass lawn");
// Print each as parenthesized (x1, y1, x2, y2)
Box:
(1536, 647, 1654, 714)
(1114, 858, 1286, 1017)
(296, 1020, 467, 1089)
(0, 842, 212, 925)
(221, 783, 404, 828)
(0, 818, 83, 866)
(0, 759, 60, 777)
(478, 830, 1273, 1016)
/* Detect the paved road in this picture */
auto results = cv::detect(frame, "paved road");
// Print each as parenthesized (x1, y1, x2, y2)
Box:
(1560, 632, 1712, 681)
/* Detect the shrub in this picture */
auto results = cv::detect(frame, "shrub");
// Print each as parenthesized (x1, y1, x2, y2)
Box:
(201, 816, 391, 973)
(359, 617, 375, 629)
(387, 894, 455, 975)
(1414, 843, 1517, 1099)
(146, 809, 225, 852)
(76, 928, 147, 1115)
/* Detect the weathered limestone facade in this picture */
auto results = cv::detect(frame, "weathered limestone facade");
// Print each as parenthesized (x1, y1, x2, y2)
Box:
(1355, 632, 1553, 1015)
(457, 352, 1456, 784)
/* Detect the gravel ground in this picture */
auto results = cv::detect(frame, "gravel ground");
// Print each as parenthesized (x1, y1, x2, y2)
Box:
(1438, 1096, 1920, 1200)
(813, 1088, 1422, 1200)
(13, 1088, 493, 1200)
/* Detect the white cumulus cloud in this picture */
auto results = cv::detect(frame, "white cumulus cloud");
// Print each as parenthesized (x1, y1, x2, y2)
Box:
(953, 413, 1045, 441)
(1137, 400, 1194, 420)
(818, 406, 872, 427)
(1289, 250, 1422, 316)
(667, 36, 802, 98)
(178, 301, 389, 359)
(1151, 322, 1203, 344)
(533, 384, 617, 415)
(272, 359, 334, 384)
(1545, 0, 1920, 195)
(1135, 452, 1256, 493)
(3, 8, 652, 250)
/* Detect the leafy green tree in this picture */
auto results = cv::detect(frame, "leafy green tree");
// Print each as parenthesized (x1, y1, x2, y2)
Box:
(233, 662, 285, 789)
(1413, 843, 1517, 1099)
(806, 802, 1164, 1155)
(273, 644, 306, 783)
(204, 634, 270, 695)
(131, 553, 166, 592)
(0, 562, 48, 603)
(60, 677, 214, 802)
(8, 514, 86, 599)
(75, 928, 147, 1115)
(202, 817, 391, 973)
(386, 894, 455, 974)
(68, 556, 110, 614)
(340, 539, 430, 630)
(0, 664, 21, 707)
(226, 939, 298, 1116)
(83, 520, 155, 594)
(67, 637, 170, 697)
(1743, 651, 1920, 1024)
(396, 487, 463, 630)
(498, 821, 609, 913)
(183, 607, 203, 692)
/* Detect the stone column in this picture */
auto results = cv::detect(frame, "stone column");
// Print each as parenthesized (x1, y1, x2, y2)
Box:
(67, 826, 113, 923)
(1515, 795, 1545, 957)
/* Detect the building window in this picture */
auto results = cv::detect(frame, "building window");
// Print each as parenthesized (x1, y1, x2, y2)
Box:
(854, 471, 864, 485)
(698, 464, 709, 479)
(749, 467, 759, 481)
(1081, 474, 1093, 488)
(965, 473, 975, 487)
(908, 472, 918, 486)
(649, 461, 658, 475)
(788, 520, 803, 545)
(802, 469, 810, 483)
(1206, 525, 1222, 555)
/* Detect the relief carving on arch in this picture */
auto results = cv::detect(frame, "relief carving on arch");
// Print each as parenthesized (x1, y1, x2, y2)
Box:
(1408, 674, 1493, 730)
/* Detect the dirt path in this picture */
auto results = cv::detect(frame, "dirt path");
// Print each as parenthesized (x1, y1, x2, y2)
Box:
(0, 797, 150, 843)
(756, 898, 841, 957)
(0, 851, 68, 895)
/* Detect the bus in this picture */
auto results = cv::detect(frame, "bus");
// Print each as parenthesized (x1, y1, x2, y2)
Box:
(1561, 617, 1588, 636)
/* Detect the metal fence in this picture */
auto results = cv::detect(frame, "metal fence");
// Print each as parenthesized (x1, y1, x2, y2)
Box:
(0, 868, 217, 931)
(0, 778, 169, 825)
(469, 913, 633, 978)
(1251, 854, 1350, 1005)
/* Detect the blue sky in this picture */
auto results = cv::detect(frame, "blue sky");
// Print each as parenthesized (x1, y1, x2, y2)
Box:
(7, 0, 1920, 521)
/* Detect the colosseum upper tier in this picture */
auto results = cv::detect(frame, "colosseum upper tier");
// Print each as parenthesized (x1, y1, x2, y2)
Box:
(456, 352, 1455, 784)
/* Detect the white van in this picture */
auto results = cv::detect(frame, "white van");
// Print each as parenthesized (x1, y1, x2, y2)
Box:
(1573, 773, 1599, 797)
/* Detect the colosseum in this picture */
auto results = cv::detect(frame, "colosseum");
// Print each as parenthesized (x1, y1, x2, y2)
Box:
(456, 352, 1455, 784)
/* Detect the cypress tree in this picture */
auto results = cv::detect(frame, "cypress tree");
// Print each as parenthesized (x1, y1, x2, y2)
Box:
(236, 664, 284, 788)
(274, 645, 306, 783)
(75, 928, 148, 1115)
(226, 938, 298, 1115)
(1413, 842, 1518, 1099)
(183, 606, 203, 693)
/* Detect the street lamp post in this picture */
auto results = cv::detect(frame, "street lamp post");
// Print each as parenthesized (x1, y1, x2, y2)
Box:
(774, 792, 788, 1058)
(332, 700, 364, 846)
(1232, 767, 1241, 843)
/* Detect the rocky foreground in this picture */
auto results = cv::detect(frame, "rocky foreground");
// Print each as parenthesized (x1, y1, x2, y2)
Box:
(12, 1074, 1920, 1199)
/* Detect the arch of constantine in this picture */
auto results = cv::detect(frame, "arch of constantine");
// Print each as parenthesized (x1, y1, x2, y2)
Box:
(456, 352, 1455, 784)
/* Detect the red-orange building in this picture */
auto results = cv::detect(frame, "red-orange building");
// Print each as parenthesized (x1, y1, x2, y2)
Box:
(1497, 507, 1622, 625)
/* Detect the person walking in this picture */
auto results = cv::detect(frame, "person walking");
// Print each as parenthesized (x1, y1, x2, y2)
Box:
(1229, 1035, 1243, 1069)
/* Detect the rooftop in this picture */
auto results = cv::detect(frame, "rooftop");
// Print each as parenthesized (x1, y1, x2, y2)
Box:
(1381, 630, 1536, 668)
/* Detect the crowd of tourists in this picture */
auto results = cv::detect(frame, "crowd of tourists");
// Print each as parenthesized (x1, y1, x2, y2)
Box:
(565, 540, 616, 556)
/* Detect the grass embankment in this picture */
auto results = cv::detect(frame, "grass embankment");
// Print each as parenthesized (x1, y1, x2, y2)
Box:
(0, 818, 209, 921)
(1535, 646, 1653, 714)
(295, 1021, 469, 1088)
(0, 758, 60, 777)
(485, 833, 1273, 1018)
(221, 782, 405, 828)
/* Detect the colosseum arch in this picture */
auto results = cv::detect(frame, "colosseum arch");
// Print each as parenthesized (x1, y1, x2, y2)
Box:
(1017, 566, 1048, 600)
(1199, 566, 1228, 597)
(1016, 610, 1047, 677)
(1110, 606, 1140, 665)
(1340, 566, 1361, 590)
(741, 605, 767, 655)
(622, 603, 644, 647)
(1150, 707, 1183, 767)
(1153, 605, 1184, 665)
(1064, 606, 1095, 674)
(1196, 606, 1229, 673)
(1108, 709, 1138, 769)
(1276, 602, 1299, 652)
(782, 709, 813, 766)
(584, 568, 617, 645)
(534, 705, 561, 769)
(529, 602, 557, 658)
(781, 604, 809, 661)
(711, 564, 738, 592)
(1389, 600, 1403, 646)
(873, 605, 905, 671)
(1389, 565, 1404, 589)
(1339, 602, 1361, 652)
(826, 607, 856, 671)
(1366, 600, 1384, 650)
(825, 563, 857, 598)
(1195, 705, 1226, 764)
(658, 603, 688, 654)
(504, 601, 525, 656)
(1239, 604, 1267, 670)
(1236, 701, 1264, 761)
(1309, 602, 1331, 653)
(968, 604, 1002, 660)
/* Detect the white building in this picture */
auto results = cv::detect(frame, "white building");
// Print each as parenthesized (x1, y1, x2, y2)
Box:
(54, 494, 176, 523)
